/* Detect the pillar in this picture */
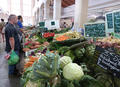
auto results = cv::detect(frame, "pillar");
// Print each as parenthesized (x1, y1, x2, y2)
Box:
(35, 12, 37, 24)
(39, 8, 42, 22)
(8, 0, 11, 14)
(31, 0, 35, 25)
(53, 0, 61, 20)
(20, 0, 23, 15)
(74, 0, 88, 30)
(40, 7, 44, 22)
(37, 9, 40, 23)
(40, 4, 44, 22)
(44, 1, 50, 20)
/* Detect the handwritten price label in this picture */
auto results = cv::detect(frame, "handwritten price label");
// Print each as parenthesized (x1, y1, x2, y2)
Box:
(97, 47, 120, 78)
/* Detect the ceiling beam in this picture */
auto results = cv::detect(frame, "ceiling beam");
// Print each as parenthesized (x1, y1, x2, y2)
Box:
(62, 0, 68, 7)
(89, 0, 117, 8)
(64, 0, 71, 5)
(62, 0, 75, 8)
(69, 0, 75, 4)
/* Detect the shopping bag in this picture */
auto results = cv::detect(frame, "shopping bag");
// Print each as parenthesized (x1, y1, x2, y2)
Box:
(8, 50, 19, 65)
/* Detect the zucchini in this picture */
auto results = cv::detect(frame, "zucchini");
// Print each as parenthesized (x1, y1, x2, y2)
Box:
(69, 41, 89, 50)
(53, 37, 87, 47)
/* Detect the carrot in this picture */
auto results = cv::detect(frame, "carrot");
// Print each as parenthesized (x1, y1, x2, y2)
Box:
(56, 35, 69, 41)
(50, 51, 54, 53)
(24, 56, 39, 69)
(29, 56, 38, 62)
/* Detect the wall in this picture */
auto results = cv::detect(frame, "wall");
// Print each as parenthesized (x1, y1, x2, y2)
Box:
(61, 5, 74, 18)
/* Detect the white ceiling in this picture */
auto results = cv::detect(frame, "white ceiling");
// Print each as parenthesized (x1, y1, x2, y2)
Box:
(88, 0, 120, 17)
(89, 0, 115, 7)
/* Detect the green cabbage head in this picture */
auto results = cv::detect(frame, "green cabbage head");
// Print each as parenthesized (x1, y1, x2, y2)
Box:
(63, 63, 84, 81)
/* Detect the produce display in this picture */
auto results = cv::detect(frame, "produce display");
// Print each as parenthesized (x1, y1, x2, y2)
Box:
(49, 37, 86, 51)
(55, 35, 70, 41)
(60, 56, 72, 69)
(43, 32, 55, 38)
(96, 36, 120, 48)
(24, 56, 39, 69)
(54, 31, 82, 41)
(21, 51, 103, 87)
(23, 35, 49, 52)
(95, 36, 120, 56)
(53, 28, 70, 34)
(23, 35, 41, 52)
(21, 28, 120, 87)
(63, 63, 84, 81)
(43, 32, 55, 42)
(23, 41, 41, 50)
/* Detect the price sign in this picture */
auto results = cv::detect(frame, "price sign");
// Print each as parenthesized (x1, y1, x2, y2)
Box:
(97, 47, 120, 78)
(84, 22, 106, 37)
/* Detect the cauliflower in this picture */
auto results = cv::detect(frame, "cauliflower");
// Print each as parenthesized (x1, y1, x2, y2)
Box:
(63, 63, 84, 81)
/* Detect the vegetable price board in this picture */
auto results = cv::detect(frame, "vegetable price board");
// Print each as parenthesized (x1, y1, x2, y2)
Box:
(105, 11, 120, 34)
(105, 12, 114, 35)
(114, 11, 120, 33)
(96, 46, 120, 78)
(106, 13, 114, 29)
(84, 22, 106, 37)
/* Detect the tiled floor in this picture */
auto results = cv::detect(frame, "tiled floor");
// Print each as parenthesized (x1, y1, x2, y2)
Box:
(0, 41, 21, 87)
(0, 51, 10, 87)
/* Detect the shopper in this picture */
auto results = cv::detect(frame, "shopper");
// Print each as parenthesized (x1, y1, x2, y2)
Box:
(0, 23, 3, 43)
(17, 15, 24, 40)
(63, 22, 67, 28)
(5, 14, 20, 75)
(0, 19, 5, 42)
(16, 15, 24, 75)
(17, 15, 23, 31)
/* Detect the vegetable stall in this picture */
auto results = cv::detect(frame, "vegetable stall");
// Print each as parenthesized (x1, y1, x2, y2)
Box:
(21, 27, 120, 87)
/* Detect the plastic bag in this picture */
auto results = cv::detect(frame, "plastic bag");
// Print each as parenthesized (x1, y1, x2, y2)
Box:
(8, 51, 19, 65)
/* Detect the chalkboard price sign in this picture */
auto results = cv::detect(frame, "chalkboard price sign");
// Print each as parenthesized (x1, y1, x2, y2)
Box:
(97, 47, 120, 78)
(106, 13, 113, 29)
(114, 12, 120, 33)
(84, 23, 106, 37)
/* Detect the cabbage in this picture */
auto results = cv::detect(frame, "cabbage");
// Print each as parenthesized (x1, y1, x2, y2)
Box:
(85, 45, 95, 57)
(74, 48, 85, 58)
(26, 81, 38, 87)
(64, 50, 75, 61)
(60, 56, 72, 69)
(63, 63, 84, 81)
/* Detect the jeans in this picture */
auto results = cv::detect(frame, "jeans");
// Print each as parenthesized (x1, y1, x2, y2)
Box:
(8, 51, 19, 75)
